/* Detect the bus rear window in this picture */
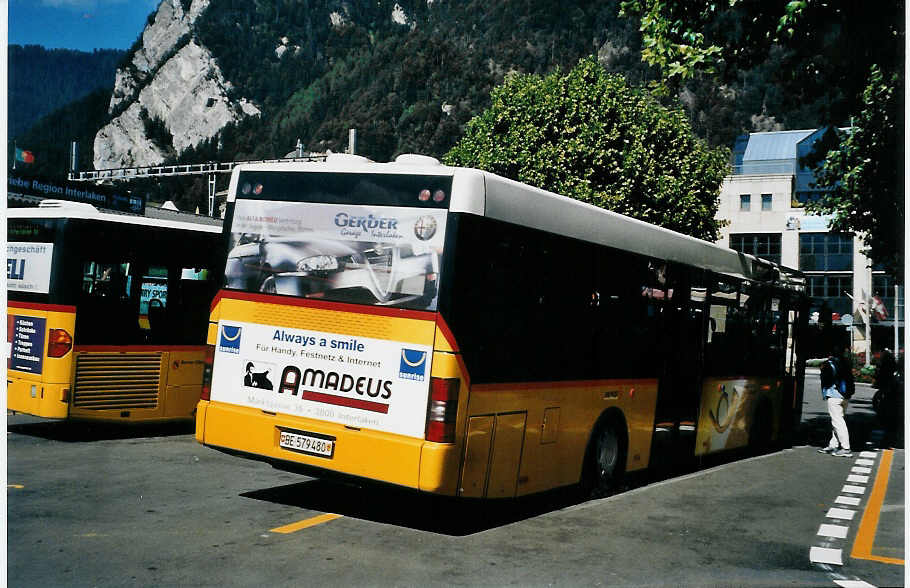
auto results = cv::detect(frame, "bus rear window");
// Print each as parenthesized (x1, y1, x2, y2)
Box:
(225, 197, 447, 312)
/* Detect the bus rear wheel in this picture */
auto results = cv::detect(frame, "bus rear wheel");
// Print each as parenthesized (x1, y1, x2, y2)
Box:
(584, 418, 627, 497)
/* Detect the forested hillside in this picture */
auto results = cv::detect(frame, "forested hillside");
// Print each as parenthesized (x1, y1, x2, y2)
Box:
(8, 45, 124, 138)
(11, 0, 902, 211)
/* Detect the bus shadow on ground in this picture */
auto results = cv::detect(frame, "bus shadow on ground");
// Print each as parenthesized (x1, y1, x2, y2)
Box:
(6, 418, 194, 442)
(241, 479, 585, 536)
(242, 409, 904, 537)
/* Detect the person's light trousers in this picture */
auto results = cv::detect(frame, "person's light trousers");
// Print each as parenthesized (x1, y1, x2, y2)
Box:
(826, 397, 851, 450)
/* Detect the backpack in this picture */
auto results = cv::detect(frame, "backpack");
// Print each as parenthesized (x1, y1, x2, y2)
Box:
(837, 357, 855, 399)
(820, 359, 836, 390)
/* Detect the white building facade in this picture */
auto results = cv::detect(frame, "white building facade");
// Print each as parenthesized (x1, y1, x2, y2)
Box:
(715, 129, 903, 356)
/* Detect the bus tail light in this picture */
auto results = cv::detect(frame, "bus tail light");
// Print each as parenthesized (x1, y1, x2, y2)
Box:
(426, 377, 459, 443)
(47, 329, 73, 358)
(200, 345, 215, 401)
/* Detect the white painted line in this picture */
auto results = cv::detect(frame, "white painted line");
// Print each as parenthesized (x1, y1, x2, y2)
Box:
(847, 474, 870, 484)
(835, 495, 862, 507)
(842, 484, 866, 495)
(859, 451, 877, 458)
(818, 524, 849, 539)
(810, 546, 843, 565)
(833, 580, 877, 588)
(855, 458, 875, 466)
(827, 507, 856, 521)
(851, 466, 872, 474)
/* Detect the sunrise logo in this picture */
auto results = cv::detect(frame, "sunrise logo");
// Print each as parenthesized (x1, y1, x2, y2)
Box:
(399, 349, 427, 381)
(219, 325, 242, 354)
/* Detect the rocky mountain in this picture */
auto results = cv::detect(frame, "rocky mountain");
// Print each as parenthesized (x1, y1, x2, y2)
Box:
(94, 0, 260, 169)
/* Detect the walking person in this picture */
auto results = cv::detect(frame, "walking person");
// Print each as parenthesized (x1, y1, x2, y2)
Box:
(818, 344, 854, 457)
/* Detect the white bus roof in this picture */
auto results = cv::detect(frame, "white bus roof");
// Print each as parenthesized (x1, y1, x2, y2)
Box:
(227, 155, 802, 287)
(7, 200, 222, 234)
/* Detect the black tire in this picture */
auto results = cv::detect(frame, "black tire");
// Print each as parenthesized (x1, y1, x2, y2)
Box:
(583, 417, 627, 497)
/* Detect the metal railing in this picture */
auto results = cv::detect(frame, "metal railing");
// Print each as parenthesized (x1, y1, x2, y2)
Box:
(67, 155, 327, 182)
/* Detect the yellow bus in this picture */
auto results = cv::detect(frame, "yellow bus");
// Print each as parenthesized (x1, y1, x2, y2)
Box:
(7, 200, 222, 423)
(196, 154, 807, 498)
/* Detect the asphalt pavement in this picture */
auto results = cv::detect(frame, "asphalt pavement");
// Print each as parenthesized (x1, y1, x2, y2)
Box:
(6, 371, 905, 587)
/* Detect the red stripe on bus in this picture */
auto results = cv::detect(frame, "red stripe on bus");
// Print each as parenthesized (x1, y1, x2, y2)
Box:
(472, 378, 660, 392)
(74, 345, 209, 353)
(300, 390, 390, 414)
(435, 314, 461, 353)
(432, 313, 472, 388)
(211, 289, 436, 321)
(8, 301, 77, 313)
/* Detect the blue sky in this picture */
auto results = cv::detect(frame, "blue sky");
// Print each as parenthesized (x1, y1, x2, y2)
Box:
(9, 0, 160, 52)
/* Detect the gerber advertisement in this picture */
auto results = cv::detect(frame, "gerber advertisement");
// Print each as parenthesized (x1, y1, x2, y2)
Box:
(210, 320, 433, 438)
(225, 199, 447, 311)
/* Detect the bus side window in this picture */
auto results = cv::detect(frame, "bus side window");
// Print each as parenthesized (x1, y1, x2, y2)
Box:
(142, 266, 170, 341)
(704, 278, 740, 377)
(176, 269, 214, 343)
(82, 262, 129, 299)
(77, 260, 143, 344)
(594, 249, 660, 378)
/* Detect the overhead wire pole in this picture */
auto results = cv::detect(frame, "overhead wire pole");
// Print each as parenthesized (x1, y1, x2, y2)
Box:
(67, 155, 327, 217)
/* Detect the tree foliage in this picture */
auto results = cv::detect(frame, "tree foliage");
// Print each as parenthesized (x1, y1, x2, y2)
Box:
(621, 0, 905, 275)
(444, 58, 729, 241)
(808, 65, 904, 278)
(619, 1, 904, 142)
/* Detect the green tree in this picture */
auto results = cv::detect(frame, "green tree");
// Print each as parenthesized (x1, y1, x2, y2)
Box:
(807, 65, 904, 278)
(444, 58, 729, 241)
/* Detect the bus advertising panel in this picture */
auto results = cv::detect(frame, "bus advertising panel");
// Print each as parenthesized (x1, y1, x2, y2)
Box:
(213, 198, 448, 437)
(7, 242, 54, 294)
(224, 199, 447, 311)
(210, 320, 433, 438)
(7, 314, 46, 374)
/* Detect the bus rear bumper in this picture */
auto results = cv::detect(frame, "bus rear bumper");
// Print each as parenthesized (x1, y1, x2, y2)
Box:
(198, 401, 460, 495)
(7, 377, 70, 419)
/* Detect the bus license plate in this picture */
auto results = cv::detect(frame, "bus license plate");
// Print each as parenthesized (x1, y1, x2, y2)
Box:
(278, 429, 335, 458)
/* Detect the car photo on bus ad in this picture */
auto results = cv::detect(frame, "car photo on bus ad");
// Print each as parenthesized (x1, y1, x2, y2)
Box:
(224, 200, 447, 311)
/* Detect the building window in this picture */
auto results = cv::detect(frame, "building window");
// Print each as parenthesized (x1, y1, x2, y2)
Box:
(761, 193, 772, 211)
(730, 233, 781, 265)
(872, 274, 904, 322)
(740, 194, 751, 211)
(799, 233, 853, 271)
(806, 274, 853, 318)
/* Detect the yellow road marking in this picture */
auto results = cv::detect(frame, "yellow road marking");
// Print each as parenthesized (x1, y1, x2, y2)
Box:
(7, 484, 24, 489)
(270, 513, 342, 534)
(851, 449, 904, 565)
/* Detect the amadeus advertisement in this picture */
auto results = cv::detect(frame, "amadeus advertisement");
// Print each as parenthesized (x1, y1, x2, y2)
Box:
(225, 199, 447, 311)
(210, 320, 433, 438)
(7, 242, 54, 294)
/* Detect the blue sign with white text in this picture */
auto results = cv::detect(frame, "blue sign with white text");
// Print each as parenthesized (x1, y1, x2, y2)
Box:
(399, 349, 427, 381)
(10, 315, 46, 374)
(219, 325, 242, 354)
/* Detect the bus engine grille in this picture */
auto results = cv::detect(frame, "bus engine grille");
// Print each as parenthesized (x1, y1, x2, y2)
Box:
(73, 353, 163, 410)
